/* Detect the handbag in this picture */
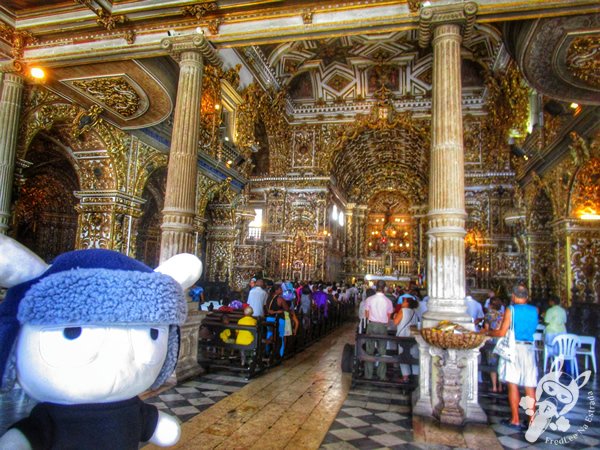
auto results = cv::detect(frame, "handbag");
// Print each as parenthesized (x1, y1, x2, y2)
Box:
(493, 306, 515, 362)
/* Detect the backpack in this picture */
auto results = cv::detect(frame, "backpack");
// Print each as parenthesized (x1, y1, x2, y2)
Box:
(281, 281, 296, 302)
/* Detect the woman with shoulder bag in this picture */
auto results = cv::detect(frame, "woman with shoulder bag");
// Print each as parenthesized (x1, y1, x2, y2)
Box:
(487, 285, 538, 430)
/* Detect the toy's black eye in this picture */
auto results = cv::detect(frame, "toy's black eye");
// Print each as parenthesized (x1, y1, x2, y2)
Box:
(150, 328, 159, 340)
(63, 327, 82, 340)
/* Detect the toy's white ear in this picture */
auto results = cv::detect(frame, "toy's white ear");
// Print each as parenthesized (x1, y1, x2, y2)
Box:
(155, 254, 202, 290)
(0, 234, 49, 288)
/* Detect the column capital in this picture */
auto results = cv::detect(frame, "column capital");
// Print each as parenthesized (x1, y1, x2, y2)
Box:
(0, 61, 26, 77)
(418, 2, 478, 48)
(160, 33, 222, 67)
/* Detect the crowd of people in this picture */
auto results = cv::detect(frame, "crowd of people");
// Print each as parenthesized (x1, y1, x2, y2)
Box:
(195, 278, 360, 361)
(196, 276, 572, 431)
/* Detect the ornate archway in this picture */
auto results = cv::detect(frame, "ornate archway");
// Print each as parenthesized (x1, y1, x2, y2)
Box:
(135, 167, 167, 267)
(12, 134, 79, 261)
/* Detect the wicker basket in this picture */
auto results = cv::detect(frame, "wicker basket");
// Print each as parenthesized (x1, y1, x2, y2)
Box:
(420, 328, 487, 350)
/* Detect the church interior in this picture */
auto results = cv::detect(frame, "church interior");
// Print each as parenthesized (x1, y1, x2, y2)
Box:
(1, 0, 599, 448)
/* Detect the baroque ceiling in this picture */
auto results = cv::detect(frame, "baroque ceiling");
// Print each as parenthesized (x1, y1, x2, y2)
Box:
(239, 25, 502, 122)
(1, 1, 598, 211)
(503, 13, 600, 105)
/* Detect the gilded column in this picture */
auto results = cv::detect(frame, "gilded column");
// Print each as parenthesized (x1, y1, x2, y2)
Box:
(159, 34, 221, 262)
(355, 205, 368, 274)
(0, 71, 24, 233)
(420, 6, 476, 329)
(158, 34, 221, 385)
(343, 204, 355, 276)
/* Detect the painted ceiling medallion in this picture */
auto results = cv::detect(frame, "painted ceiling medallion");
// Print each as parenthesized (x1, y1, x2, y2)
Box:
(566, 35, 600, 90)
(64, 75, 149, 120)
(326, 73, 353, 92)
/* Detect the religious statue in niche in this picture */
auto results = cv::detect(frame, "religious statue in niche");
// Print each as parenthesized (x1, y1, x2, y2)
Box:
(294, 143, 312, 168)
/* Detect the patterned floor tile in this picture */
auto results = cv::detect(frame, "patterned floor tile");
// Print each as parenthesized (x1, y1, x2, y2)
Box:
(342, 407, 373, 417)
(143, 371, 249, 425)
(373, 422, 407, 433)
(336, 417, 370, 428)
(330, 428, 366, 441)
(375, 411, 405, 422)
(370, 433, 408, 446)
(343, 437, 385, 449)
(170, 405, 200, 415)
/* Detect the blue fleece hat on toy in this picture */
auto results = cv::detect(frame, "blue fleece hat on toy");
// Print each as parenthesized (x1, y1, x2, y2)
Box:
(0, 248, 188, 391)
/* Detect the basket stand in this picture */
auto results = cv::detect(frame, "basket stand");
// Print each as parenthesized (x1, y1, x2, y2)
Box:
(412, 331, 488, 426)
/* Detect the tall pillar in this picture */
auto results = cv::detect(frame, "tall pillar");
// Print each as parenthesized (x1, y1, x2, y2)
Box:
(0, 71, 24, 233)
(159, 34, 221, 262)
(159, 50, 203, 262)
(422, 13, 475, 329)
(413, 3, 487, 425)
(158, 34, 222, 384)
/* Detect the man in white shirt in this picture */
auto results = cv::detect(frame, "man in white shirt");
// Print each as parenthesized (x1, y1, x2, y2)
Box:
(364, 280, 394, 380)
(465, 291, 484, 330)
(247, 279, 268, 317)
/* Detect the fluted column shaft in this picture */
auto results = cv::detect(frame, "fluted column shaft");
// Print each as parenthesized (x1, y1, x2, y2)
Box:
(423, 23, 470, 327)
(160, 51, 204, 262)
(0, 72, 24, 233)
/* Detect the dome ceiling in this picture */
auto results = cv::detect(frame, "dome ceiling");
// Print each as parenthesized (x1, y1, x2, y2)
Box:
(330, 114, 429, 205)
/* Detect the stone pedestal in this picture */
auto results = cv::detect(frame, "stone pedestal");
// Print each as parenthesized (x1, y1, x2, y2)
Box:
(413, 334, 487, 424)
(175, 310, 207, 381)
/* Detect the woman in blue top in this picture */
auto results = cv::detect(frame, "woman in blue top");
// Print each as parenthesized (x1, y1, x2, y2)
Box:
(487, 284, 538, 430)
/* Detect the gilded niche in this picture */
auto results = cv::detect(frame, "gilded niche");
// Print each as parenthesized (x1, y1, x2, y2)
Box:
(566, 36, 600, 89)
(66, 76, 146, 119)
(570, 158, 600, 219)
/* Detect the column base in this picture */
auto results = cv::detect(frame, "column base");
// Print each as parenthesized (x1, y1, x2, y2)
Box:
(412, 334, 487, 425)
(174, 310, 206, 382)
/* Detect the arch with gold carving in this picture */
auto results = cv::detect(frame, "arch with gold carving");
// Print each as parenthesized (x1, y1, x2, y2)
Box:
(18, 97, 127, 192)
(330, 110, 429, 205)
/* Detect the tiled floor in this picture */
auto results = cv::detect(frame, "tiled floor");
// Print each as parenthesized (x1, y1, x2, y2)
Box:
(144, 373, 250, 424)
(145, 323, 354, 450)
(320, 387, 415, 449)
(479, 377, 600, 450)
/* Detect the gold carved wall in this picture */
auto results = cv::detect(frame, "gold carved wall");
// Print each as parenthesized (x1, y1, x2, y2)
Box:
(15, 87, 167, 256)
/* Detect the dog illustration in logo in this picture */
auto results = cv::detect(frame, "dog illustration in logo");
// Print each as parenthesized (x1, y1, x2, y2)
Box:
(523, 357, 591, 443)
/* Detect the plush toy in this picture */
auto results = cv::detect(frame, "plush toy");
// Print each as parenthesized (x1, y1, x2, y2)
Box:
(0, 234, 202, 450)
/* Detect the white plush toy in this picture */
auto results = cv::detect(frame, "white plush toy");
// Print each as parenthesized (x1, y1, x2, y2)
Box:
(0, 235, 202, 450)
